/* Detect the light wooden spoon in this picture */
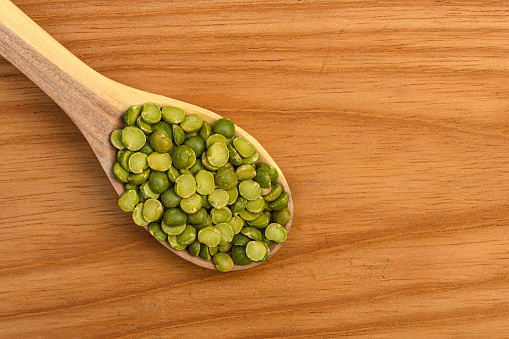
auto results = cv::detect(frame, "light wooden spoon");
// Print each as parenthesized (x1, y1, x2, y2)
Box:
(0, 0, 292, 271)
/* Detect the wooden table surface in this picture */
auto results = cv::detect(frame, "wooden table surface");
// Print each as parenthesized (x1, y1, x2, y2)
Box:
(1, 1, 509, 337)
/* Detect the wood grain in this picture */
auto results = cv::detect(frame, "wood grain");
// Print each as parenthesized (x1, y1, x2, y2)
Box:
(1, 0, 508, 337)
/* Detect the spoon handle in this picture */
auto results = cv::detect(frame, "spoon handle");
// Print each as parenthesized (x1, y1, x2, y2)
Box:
(0, 0, 143, 194)
(0, 0, 130, 153)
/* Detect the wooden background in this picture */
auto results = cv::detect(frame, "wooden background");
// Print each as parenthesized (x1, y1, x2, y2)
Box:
(1, 0, 509, 337)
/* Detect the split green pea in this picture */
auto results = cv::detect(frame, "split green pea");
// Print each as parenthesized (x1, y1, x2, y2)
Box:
(110, 105, 290, 272)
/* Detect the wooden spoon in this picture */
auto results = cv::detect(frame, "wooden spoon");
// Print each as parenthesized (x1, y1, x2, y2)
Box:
(0, 0, 292, 271)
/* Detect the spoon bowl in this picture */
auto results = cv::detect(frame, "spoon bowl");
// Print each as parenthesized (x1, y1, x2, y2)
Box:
(0, 0, 292, 270)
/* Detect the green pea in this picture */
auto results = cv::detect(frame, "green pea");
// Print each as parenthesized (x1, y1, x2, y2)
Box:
(195, 170, 215, 195)
(148, 171, 170, 194)
(180, 113, 203, 133)
(143, 199, 164, 222)
(189, 158, 205, 175)
(212, 118, 235, 138)
(179, 168, 192, 175)
(194, 214, 213, 231)
(132, 203, 149, 226)
(260, 186, 272, 196)
(241, 226, 263, 241)
(172, 124, 185, 145)
(245, 241, 267, 261)
(168, 235, 187, 250)
(138, 195, 147, 204)
(239, 209, 261, 222)
(235, 164, 256, 181)
(174, 173, 197, 198)
(187, 207, 208, 225)
(166, 166, 180, 183)
(146, 152, 172, 172)
(206, 134, 228, 148)
(233, 137, 254, 158)
(213, 253, 234, 272)
(199, 121, 212, 142)
(185, 132, 199, 140)
(206, 245, 217, 256)
(208, 189, 229, 209)
(248, 211, 271, 228)
(124, 183, 139, 192)
(121, 127, 146, 151)
(245, 197, 265, 213)
(110, 129, 125, 149)
(149, 222, 167, 241)
(228, 216, 244, 234)
(232, 233, 251, 246)
(226, 187, 238, 205)
(239, 179, 261, 201)
(215, 222, 234, 245)
(188, 240, 201, 256)
(217, 242, 232, 253)
(118, 189, 139, 212)
(231, 196, 247, 214)
(272, 207, 290, 225)
(263, 184, 282, 202)
(149, 131, 173, 153)
(214, 167, 238, 190)
(116, 148, 127, 162)
(160, 187, 181, 208)
(152, 121, 173, 139)
(180, 193, 203, 214)
(141, 103, 162, 124)
(268, 166, 278, 182)
(256, 163, 278, 182)
(113, 162, 130, 183)
(184, 136, 206, 157)
(211, 247, 220, 257)
(117, 149, 124, 162)
(140, 181, 159, 199)
(223, 162, 234, 169)
(119, 150, 133, 171)
(128, 168, 150, 185)
(201, 194, 212, 210)
(179, 167, 192, 175)
(268, 192, 289, 211)
(161, 220, 186, 235)
(124, 106, 141, 126)
(265, 223, 287, 243)
(138, 142, 154, 156)
(199, 243, 211, 260)
(257, 163, 271, 173)
(128, 152, 148, 174)
(198, 226, 222, 247)
(232, 245, 253, 265)
(211, 207, 232, 224)
(207, 143, 229, 168)
(241, 151, 258, 166)
(136, 116, 153, 134)
(254, 170, 271, 189)
(260, 242, 271, 261)
(227, 144, 243, 166)
(163, 207, 187, 226)
(171, 145, 196, 169)
(201, 153, 221, 171)
(162, 106, 186, 124)
(261, 232, 273, 248)
(177, 225, 197, 245)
